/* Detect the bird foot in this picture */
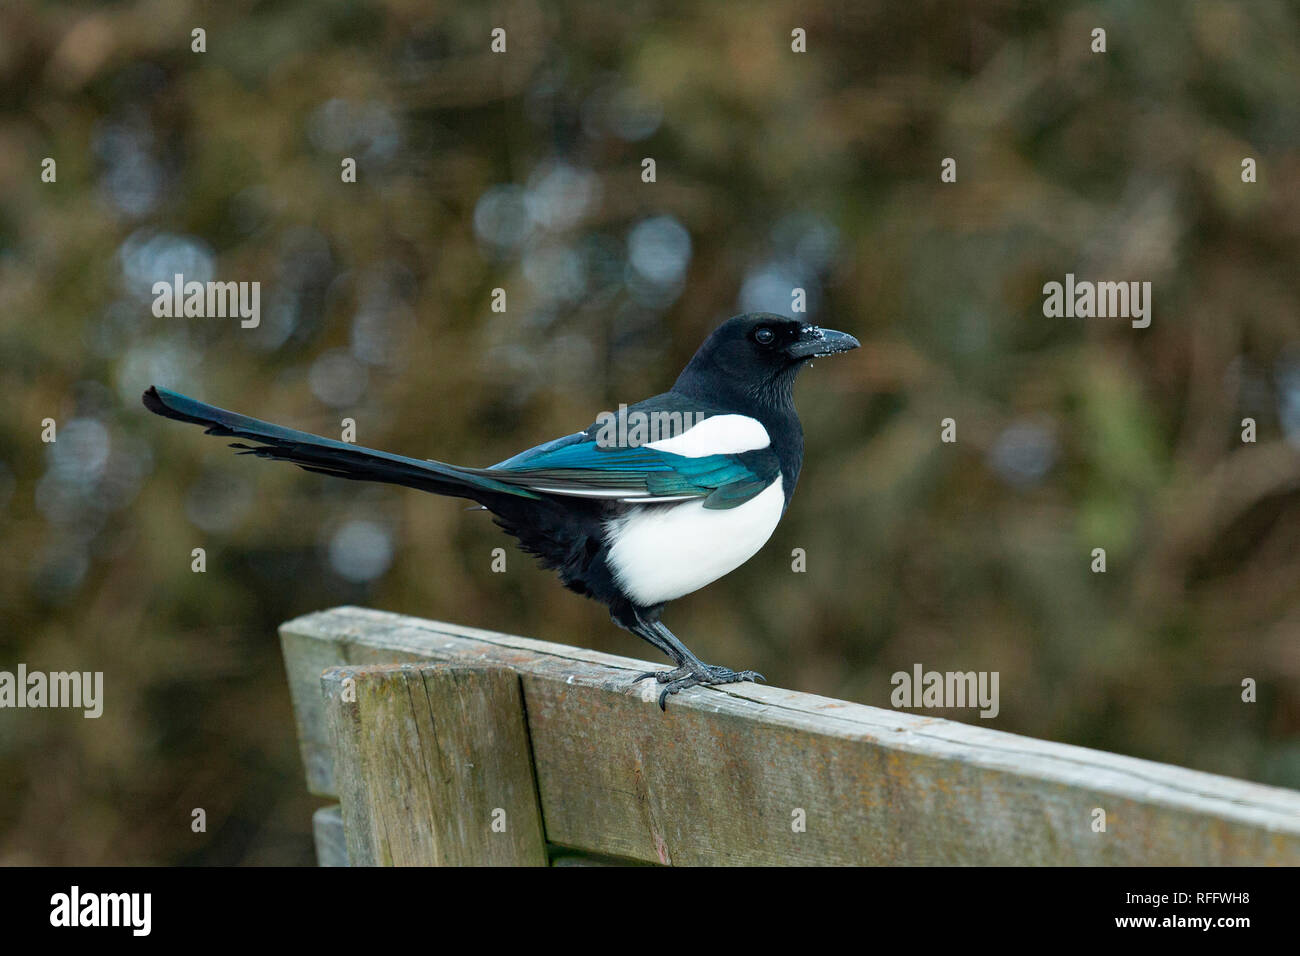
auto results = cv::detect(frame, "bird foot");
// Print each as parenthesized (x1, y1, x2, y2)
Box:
(632, 663, 766, 710)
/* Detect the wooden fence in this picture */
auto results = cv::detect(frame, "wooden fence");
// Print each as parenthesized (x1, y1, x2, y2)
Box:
(281, 605, 1300, 866)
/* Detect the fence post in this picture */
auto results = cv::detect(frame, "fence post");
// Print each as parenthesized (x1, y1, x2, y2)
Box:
(283, 606, 1300, 865)
(321, 662, 547, 866)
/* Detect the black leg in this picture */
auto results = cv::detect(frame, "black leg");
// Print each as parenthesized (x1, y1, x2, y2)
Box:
(612, 606, 682, 664)
(626, 617, 765, 710)
(636, 619, 704, 669)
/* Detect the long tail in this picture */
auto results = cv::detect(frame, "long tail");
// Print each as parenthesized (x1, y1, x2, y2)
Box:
(142, 386, 537, 501)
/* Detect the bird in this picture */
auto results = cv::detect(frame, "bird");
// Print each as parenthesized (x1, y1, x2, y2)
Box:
(142, 312, 859, 708)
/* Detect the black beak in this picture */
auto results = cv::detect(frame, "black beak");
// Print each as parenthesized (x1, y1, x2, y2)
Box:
(787, 326, 861, 360)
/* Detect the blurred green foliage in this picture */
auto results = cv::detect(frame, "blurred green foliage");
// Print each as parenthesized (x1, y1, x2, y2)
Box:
(1, 0, 1298, 864)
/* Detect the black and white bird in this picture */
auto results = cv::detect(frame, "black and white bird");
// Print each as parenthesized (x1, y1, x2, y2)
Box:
(143, 312, 859, 707)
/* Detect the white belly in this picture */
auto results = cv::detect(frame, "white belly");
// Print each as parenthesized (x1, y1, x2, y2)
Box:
(604, 477, 785, 606)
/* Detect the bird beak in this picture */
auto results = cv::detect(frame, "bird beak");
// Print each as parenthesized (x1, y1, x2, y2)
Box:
(787, 326, 861, 360)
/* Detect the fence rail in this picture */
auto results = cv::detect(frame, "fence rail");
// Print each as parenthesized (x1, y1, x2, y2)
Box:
(280, 605, 1300, 866)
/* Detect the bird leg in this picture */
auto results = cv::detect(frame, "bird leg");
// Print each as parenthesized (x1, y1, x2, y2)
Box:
(625, 617, 765, 709)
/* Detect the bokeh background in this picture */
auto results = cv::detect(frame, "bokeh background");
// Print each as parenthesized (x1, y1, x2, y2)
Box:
(2, 0, 1299, 864)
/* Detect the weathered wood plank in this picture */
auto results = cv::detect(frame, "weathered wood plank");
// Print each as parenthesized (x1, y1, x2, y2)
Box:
(281, 605, 1300, 866)
(280, 628, 427, 796)
(322, 662, 547, 866)
(312, 804, 348, 867)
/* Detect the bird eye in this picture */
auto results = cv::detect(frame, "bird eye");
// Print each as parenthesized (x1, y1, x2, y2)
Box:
(754, 328, 775, 345)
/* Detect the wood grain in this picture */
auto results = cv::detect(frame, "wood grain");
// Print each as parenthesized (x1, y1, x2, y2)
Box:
(321, 662, 547, 866)
(282, 605, 1300, 865)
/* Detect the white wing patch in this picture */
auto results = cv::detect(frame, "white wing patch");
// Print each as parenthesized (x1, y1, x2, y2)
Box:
(644, 414, 770, 458)
(524, 486, 698, 502)
(603, 477, 784, 606)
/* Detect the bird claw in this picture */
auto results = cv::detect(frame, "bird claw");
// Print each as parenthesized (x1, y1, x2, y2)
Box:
(633, 665, 692, 684)
(630, 664, 766, 710)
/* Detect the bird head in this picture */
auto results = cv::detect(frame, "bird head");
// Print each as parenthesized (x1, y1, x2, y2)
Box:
(674, 312, 860, 408)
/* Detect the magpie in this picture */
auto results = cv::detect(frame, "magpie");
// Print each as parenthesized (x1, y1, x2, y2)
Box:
(142, 312, 859, 707)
